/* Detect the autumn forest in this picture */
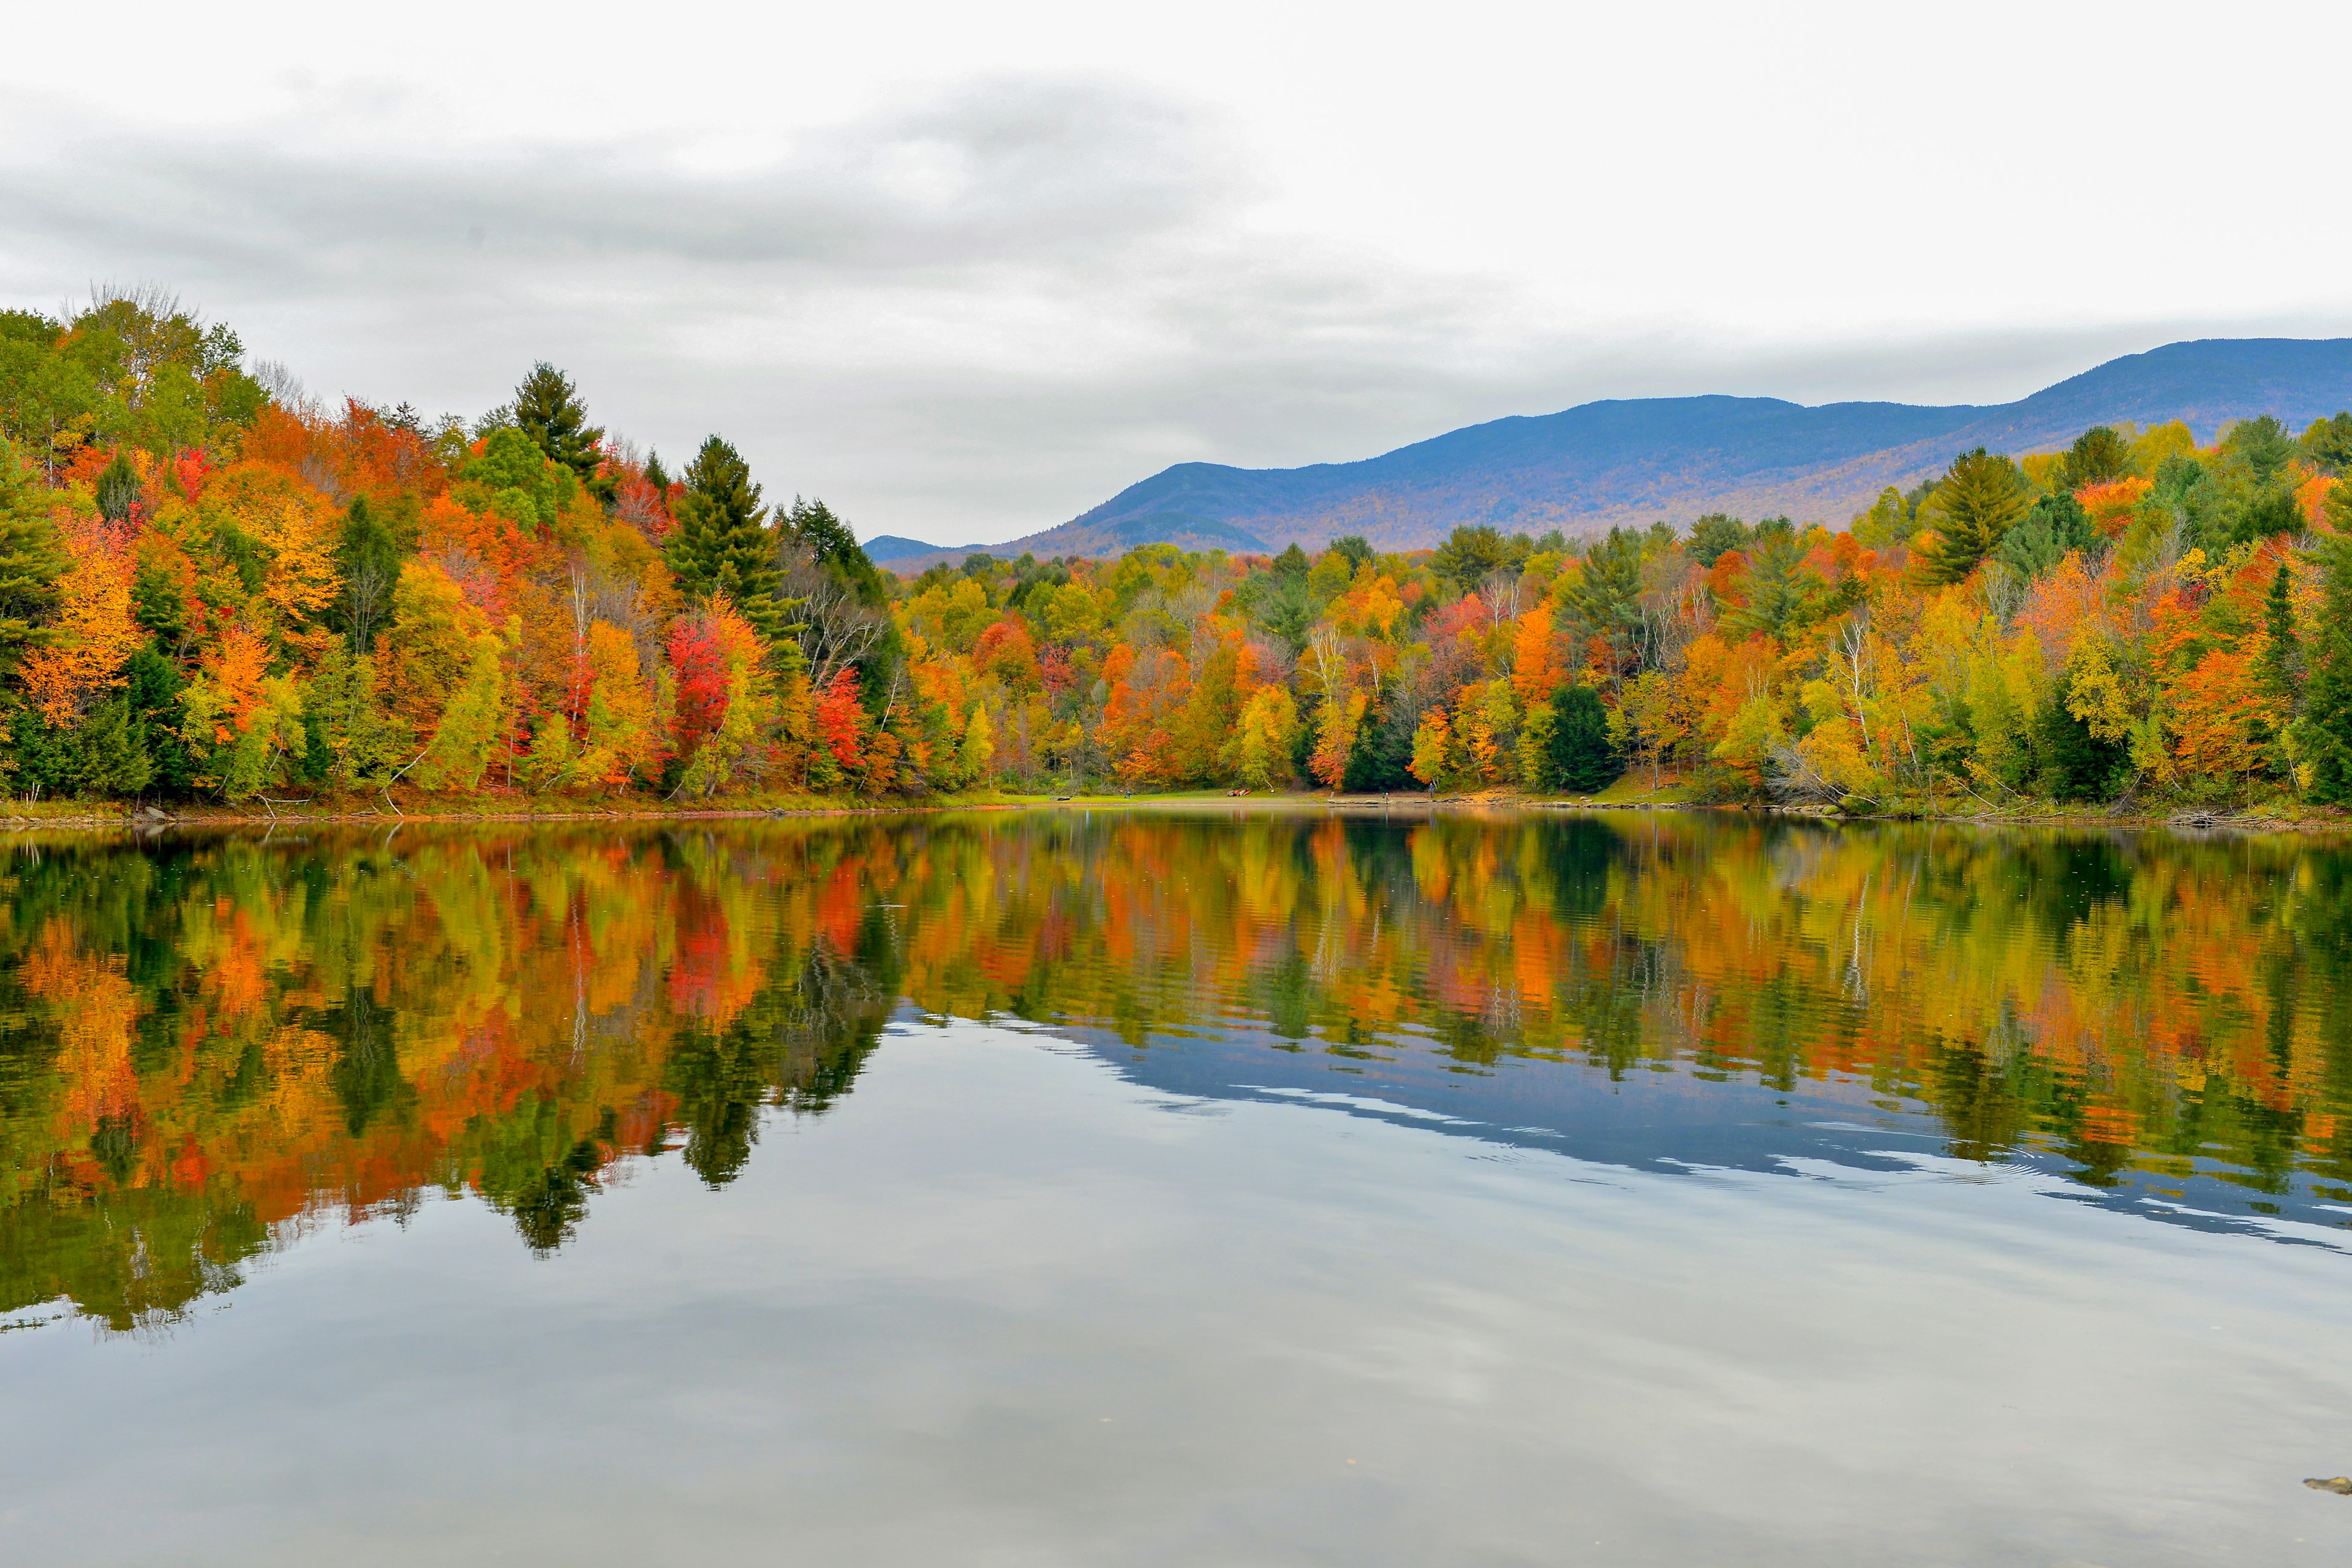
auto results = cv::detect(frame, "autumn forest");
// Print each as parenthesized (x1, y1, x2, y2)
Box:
(6, 290, 2352, 812)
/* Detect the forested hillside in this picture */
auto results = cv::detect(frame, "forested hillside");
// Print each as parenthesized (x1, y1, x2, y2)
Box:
(5, 290, 2352, 813)
(887, 337, 2352, 564)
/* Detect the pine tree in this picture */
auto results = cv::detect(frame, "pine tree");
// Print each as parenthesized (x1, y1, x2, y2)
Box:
(124, 646, 194, 796)
(0, 439, 64, 677)
(2059, 426, 2134, 490)
(782, 496, 886, 607)
(667, 436, 786, 640)
(336, 496, 403, 653)
(71, 696, 154, 796)
(510, 363, 605, 486)
(1689, 512, 1751, 567)
(94, 448, 143, 523)
(1994, 491, 2101, 582)
(2037, 680, 2130, 802)
(2293, 533, 2352, 802)
(1912, 447, 2031, 586)
(1341, 684, 1416, 791)
(1545, 684, 1623, 793)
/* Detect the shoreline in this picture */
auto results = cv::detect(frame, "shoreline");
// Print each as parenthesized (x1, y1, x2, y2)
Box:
(1, 790, 2343, 838)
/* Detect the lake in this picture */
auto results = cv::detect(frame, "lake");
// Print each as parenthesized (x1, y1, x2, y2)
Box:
(3, 807, 2349, 1565)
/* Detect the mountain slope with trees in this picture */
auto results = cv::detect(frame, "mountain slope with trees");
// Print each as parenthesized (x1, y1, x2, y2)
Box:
(879, 338, 2352, 566)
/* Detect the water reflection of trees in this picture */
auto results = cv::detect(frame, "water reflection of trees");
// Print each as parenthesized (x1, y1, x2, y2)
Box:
(0, 827, 905, 1329)
(900, 812, 2352, 1207)
(4, 812, 2350, 1331)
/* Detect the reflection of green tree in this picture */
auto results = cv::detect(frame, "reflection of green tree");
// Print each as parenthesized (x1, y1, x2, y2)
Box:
(471, 1096, 618, 1250)
(507, 1116, 614, 1256)
(2, 1184, 267, 1332)
(1556, 940, 1660, 1081)
(0, 827, 919, 1326)
(9, 811, 2352, 1331)
(1921, 1038, 2035, 1163)
(1544, 818, 1616, 926)
(1261, 952, 1312, 1041)
(326, 987, 410, 1137)
(663, 907, 898, 1189)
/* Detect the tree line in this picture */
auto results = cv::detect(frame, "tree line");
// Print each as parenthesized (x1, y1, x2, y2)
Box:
(5, 287, 2352, 810)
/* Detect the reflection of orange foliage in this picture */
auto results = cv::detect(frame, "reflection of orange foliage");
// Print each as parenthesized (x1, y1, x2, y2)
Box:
(2079, 1104, 2138, 1147)
(22, 922, 143, 1140)
(7, 815, 2350, 1335)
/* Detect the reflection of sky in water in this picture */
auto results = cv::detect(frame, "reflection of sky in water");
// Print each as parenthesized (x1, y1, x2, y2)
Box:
(5, 1023, 2349, 1567)
(3, 811, 2352, 1559)
(1038, 1006, 2352, 1251)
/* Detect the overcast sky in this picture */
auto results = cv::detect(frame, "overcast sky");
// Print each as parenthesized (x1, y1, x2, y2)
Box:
(6, 1, 2350, 545)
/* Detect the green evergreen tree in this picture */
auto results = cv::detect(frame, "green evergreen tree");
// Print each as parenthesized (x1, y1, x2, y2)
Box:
(94, 448, 143, 522)
(1544, 684, 1622, 793)
(2226, 485, 2302, 548)
(336, 496, 404, 652)
(1430, 525, 1512, 593)
(71, 697, 154, 796)
(4, 698, 72, 798)
(2037, 684, 2130, 802)
(1912, 447, 2031, 586)
(2301, 412, 2352, 475)
(2293, 533, 2352, 803)
(1562, 527, 1643, 655)
(1993, 491, 2101, 581)
(2058, 426, 2133, 490)
(1717, 527, 1823, 639)
(1687, 512, 1751, 567)
(1342, 682, 1417, 791)
(2261, 559, 2300, 705)
(1254, 543, 1314, 648)
(0, 438, 64, 677)
(667, 435, 785, 639)
(509, 363, 605, 486)
(124, 647, 195, 796)
(782, 497, 887, 608)
(2222, 415, 2294, 483)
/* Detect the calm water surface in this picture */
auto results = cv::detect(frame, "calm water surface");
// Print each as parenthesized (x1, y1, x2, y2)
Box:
(3, 809, 2350, 1564)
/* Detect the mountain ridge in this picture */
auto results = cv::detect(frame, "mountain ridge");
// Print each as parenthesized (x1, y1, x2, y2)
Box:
(871, 337, 2352, 568)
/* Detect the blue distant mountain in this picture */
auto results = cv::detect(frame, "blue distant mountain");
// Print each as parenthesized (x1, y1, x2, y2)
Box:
(870, 337, 2352, 567)
(859, 534, 967, 562)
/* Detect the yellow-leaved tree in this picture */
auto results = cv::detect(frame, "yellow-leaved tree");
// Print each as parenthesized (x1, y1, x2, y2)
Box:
(23, 521, 142, 726)
(1225, 684, 1299, 789)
